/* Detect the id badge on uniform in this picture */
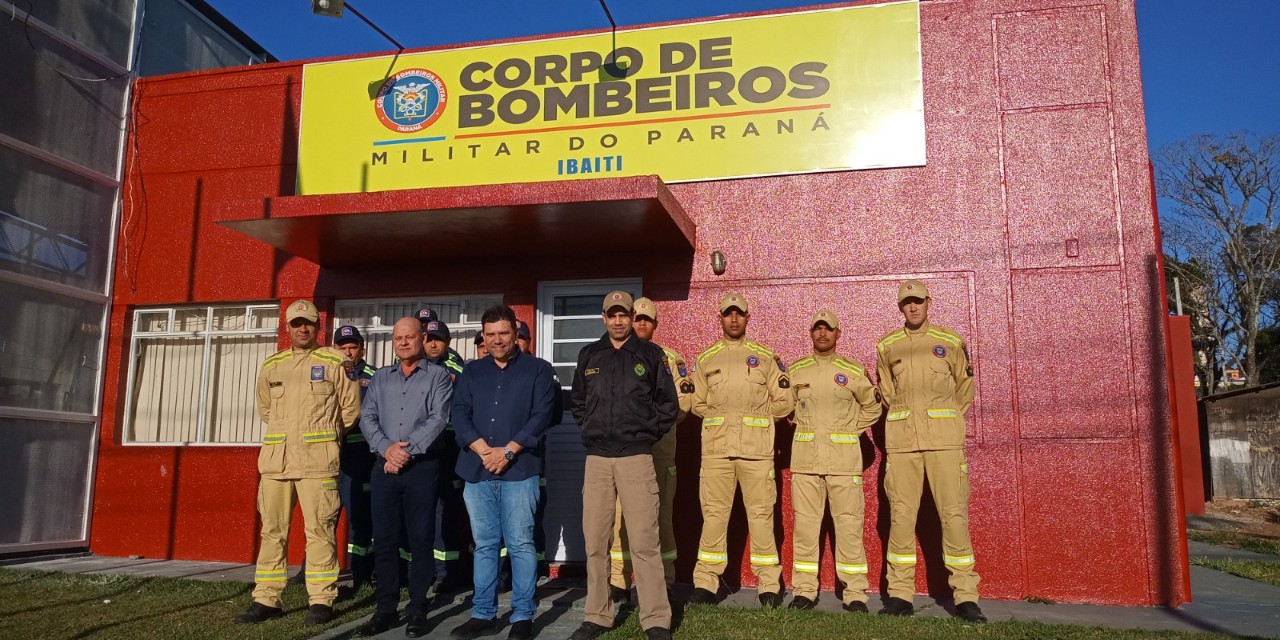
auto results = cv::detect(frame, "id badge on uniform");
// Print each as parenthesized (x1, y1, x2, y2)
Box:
(311, 366, 325, 381)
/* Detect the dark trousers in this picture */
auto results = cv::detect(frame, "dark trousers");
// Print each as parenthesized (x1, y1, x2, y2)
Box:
(338, 443, 375, 586)
(371, 455, 440, 615)
(434, 444, 473, 583)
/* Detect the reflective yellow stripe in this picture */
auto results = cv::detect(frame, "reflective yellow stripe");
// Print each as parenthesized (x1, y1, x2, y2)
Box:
(927, 408, 958, 419)
(540, 477, 547, 487)
(836, 563, 869, 575)
(742, 416, 771, 428)
(944, 554, 975, 567)
(661, 549, 678, 561)
(794, 431, 815, 442)
(793, 561, 819, 574)
(362, 482, 371, 492)
(887, 553, 918, 565)
(399, 549, 413, 561)
(853, 475, 864, 485)
(435, 549, 460, 561)
(500, 547, 508, 558)
(263, 352, 290, 367)
(303, 431, 337, 443)
(960, 463, 970, 474)
(255, 569, 287, 582)
(311, 351, 343, 365)
(262, 433, 286, 445)
(750, 554, 780, 566)
(536, 552, 545, 561)
(789, 357, 816, 372)
(744, 341, 774, 358)
(703, 416, 725, 427)
(611, 550, 631, 561)
(345, 431, 366, 443)
(667, 466, 677, 477)
(697, 343, 725, 363)
(320, 478, 337, 490)
(832, 359, 863, 376)
(698, 550, 728, 563)
(452, 480, 463, 489)
(347, 543, 371, 556)
(305, 570, 339, 582)
(927, 329, 961, 347)
(887, 410, 911, 421)
(877, 330, 907, 351)
(829, 433, 857, 444)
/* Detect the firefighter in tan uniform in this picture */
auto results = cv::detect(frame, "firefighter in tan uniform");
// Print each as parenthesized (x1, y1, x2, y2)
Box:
(609, 297, 694, 600)
(689, 292, 794, 607)
(786, 310, 881, 612)
(876, 280, 986, 622)
(234, 300, 361, 627)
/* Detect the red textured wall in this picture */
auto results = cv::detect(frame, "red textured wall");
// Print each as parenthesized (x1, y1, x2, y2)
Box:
(92, 0, 1187, 605)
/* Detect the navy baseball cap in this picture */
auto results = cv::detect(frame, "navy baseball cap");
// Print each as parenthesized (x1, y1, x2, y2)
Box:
(416, 308, 438, 324)
(474, 332, 485, 346)
(424, 319, 450, 340)
(333, 325, 364, 345)
(516, 321, 531, 341)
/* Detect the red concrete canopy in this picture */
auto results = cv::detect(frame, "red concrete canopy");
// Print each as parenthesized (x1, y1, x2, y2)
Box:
(214, 175, 695, 266)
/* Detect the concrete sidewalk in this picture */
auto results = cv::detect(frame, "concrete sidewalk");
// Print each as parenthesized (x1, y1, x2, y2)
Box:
(9, 541, 1280, 639)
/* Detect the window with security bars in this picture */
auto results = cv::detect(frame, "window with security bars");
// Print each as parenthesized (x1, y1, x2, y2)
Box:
(124, 304, 280, 445)
(333, 295, 503, 369)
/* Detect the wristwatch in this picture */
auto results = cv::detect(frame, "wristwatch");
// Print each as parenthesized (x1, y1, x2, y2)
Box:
(503, 446, 515, 461)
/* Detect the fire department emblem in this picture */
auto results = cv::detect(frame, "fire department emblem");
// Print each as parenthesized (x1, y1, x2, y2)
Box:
(374, 68, 448, 133)
(834, 373, 848, 386)
(677, 363, 688, 378)
(311, 366, 325, 381)
(634, 364, 646, 376)
(933, 345, 947, 358)
(746, 355, 760, 368)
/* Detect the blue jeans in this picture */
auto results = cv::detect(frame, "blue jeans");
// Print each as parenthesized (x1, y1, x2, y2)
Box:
(464, 476, 540, 622)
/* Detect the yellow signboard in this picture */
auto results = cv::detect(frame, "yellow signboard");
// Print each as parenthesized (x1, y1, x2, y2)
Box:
(297, 1, 922, 195)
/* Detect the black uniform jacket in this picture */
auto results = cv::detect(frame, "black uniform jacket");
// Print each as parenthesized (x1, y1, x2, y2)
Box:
(571, 333, 679, 457)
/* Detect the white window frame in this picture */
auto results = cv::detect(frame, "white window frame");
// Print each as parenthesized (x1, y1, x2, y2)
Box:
(122, 303, 279, 446)
(333, 294, 503, 367)
(536, 278, 643, 389)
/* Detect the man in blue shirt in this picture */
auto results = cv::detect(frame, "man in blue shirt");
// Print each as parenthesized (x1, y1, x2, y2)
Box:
(334, 325, 377, 591)
(355, 317, 454, 638)
(449, 305, 559, 640)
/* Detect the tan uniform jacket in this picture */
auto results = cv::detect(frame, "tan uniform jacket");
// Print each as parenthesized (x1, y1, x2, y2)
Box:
(875, 322, 973, 453)
(255, 346, 361, 479)
(692, 337, 795, 459)
(651, 343, 693, 462)
(788, 353, 882, 475)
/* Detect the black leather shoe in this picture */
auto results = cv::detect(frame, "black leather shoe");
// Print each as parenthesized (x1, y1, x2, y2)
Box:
(405, 610, 431, 637)
(955, 601, 988, 623)
(356, 612, 398, 637)
(508, 619, 534, 640)
(644, 627, 672, 640)
(843, 601, 869, 613)
(758, 592, 783, 608)
(879, 597, 914, 616)
(303, 604, 334, 626)
(688, 588, 717, 606)
(233, 602, 283, 624)
(789, 595, 817, 610)
(451, 617, 499, 640)
(568, 622, 609, 640)
(610, 584, 630, 603)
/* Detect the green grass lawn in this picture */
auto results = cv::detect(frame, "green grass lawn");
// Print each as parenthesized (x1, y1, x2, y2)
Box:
(595, 605, 1236, 640)
(1186, 530, 1280, 556)
(0, 568, 376, 640)
(1190, 557, 1280, 588)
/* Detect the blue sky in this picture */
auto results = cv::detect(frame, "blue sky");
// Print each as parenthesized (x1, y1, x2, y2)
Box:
(203, 0, 1279, 154)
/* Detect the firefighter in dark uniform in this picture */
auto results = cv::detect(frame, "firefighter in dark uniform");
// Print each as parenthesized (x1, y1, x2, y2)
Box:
(334, 325, 377, 590)
(417, 309, 472, 594)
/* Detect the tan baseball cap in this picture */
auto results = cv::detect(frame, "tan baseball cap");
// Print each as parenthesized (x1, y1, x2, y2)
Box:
(719, 292, 749, 314)
(603, 290, 634, 313)
(897, 280, 930, 303)
(285, 299, 319, 323)
(810, 309, 839, 330)
(633, 297, 658, 320)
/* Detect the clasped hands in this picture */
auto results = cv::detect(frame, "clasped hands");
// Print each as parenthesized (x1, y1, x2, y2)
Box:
(383, 441, 411, 475)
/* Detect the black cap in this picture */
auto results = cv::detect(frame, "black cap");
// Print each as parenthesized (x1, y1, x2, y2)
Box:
(424, 319, 450, 340)
(333, 325, 364, 345)
(474, 332, 485, 346)
(516, 321, 530, 341)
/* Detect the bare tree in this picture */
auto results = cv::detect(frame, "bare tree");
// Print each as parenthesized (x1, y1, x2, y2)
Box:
(1157, 132, 1280, 386)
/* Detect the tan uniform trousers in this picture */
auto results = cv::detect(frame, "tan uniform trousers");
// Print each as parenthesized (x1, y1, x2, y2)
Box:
(583, 455, 671, 631)
(884, 449, 979, 603)
(610, 457, 678, 589)
(791, 472, 868, 603)
(252, 475, 341, 607)
(694, 457, 781, 594)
